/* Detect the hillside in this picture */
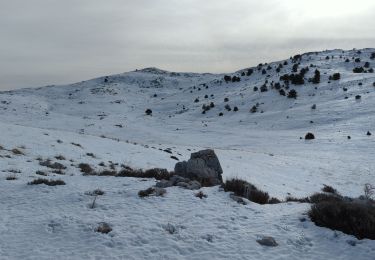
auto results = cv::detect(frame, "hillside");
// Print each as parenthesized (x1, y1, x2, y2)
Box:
(0, 48, 374, 259)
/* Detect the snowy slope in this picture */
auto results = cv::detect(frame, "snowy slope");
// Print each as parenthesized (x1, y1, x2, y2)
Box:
(0, 48, 375, 259)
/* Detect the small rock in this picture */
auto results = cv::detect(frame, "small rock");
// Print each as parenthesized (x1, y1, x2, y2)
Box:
(155, 180, 173, 188)
(256, 236, 278, 247)
(230, 194, 247, 205)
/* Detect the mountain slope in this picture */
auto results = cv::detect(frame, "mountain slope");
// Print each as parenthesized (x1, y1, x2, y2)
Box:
(0, 48, 374, 259)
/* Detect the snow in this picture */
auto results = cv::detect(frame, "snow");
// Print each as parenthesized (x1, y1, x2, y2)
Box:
(0, 48, 374, 259)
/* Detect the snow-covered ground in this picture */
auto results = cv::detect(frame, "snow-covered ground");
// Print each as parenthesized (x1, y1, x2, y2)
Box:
(0, 48, 374, 259)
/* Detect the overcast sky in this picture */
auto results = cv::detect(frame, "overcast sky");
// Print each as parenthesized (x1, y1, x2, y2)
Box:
(0, 0, 374, 90)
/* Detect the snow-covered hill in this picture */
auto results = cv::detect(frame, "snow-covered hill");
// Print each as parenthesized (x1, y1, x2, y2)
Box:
(1, 49, 374, 259)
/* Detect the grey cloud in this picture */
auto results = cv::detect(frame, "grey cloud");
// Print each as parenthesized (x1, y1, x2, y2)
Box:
(0, 0, 374, 90)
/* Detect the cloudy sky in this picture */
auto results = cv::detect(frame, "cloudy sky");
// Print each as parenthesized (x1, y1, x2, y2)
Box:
(0, 0, 374, 90)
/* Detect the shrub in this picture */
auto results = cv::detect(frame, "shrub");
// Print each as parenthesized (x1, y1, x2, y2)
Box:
(246, 69, 254, 76)
(309, 200, 375, 240)
(224, 75, 231, 82)
(138, 187, 166, 198)
(268, 197, 282, 204)
(98, 170, 117, 176)
(364, 62, 370, 68)
(353, 67, 364, 73)
(292, 64, 299, 72)
(232, 76, 241, 82)
(250, 105, 257, 113)
(371, 52, 375, 60)
(309, 192, 342, 204)
(329, 73, 341, 81)
(222, 178, 271, 205)
(322, 185, 338, 194)
(86, 189, 105, 196)
(279, 89, 286, 96)
(95, 222, 112, 234)
(291, 74, 304, 85)
(6, 174, 17, 180)
(28, 178, 65, 186)
(305, 132, 315, 140)
(55, 155, 66, 160)
(285, 196, 310, 203)
(195, 191, 207, 199)
(39, 159, 66, 170)
(260, 85, 268, 92)
(145, 109, 152, 115)
(233, 106, 239, 112)
(355, 58, 361, 63)
(36, 170, 47, 176)
(118, 167, 172, 180)
(287, 89, 297, 99)
(12, 148, 24, 155)
(312, 70, 321, 84)
(79, 163, 94, 174)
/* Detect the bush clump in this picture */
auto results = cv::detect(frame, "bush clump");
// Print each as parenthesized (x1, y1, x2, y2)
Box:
(222, 178, 273, 205)
(138, 187, 166, 198)
(309, 200, 375, 240)
(305, 132, 315, 140)
(353, 67, 365, 73)
(28, 178, 66, 186)
(95, 222, 112, 234)
(329, 73, 341, 81)
(287, 89, 297, 99)
(78, 163, 94, 174)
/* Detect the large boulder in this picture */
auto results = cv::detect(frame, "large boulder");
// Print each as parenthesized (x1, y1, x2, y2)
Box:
(174, 149, 223, 186)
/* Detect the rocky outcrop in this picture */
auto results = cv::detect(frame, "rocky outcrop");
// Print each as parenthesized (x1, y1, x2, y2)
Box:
(174, 149, 223, 186)
(155, 175, 201, 190)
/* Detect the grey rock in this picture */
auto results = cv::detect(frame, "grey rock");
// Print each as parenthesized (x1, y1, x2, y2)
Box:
(230, 194, 247, 205)
(155, 179, 173, 188)
(153, 187, 167, 196)
(256, 236, 278, 247)
(174, 161, 187, 176)
(190, 149, 223, 175)
(174, 149, 223, 186)
(170, 175, 190, 185)
(188, 180, 201, 190)
(176, 182, 189, 188)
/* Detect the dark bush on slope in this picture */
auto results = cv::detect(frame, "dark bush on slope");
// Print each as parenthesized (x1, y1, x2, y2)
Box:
(222, 178, 279, 205)
(287, 89, 297, 99)
(224, 75, 232, 82)
(280, 74, 304, 85)
(309, 199, 375, 240)
(329, 73, 341, 81)
(322, 185, 338, 194)
(118, 167, 172, 180)
(310, 69, 320, 84)
(28, 178, 65, 186)
(78, 163, 94, 174)
(353, 67, 365, 73)
(145, 109, 152, 115)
